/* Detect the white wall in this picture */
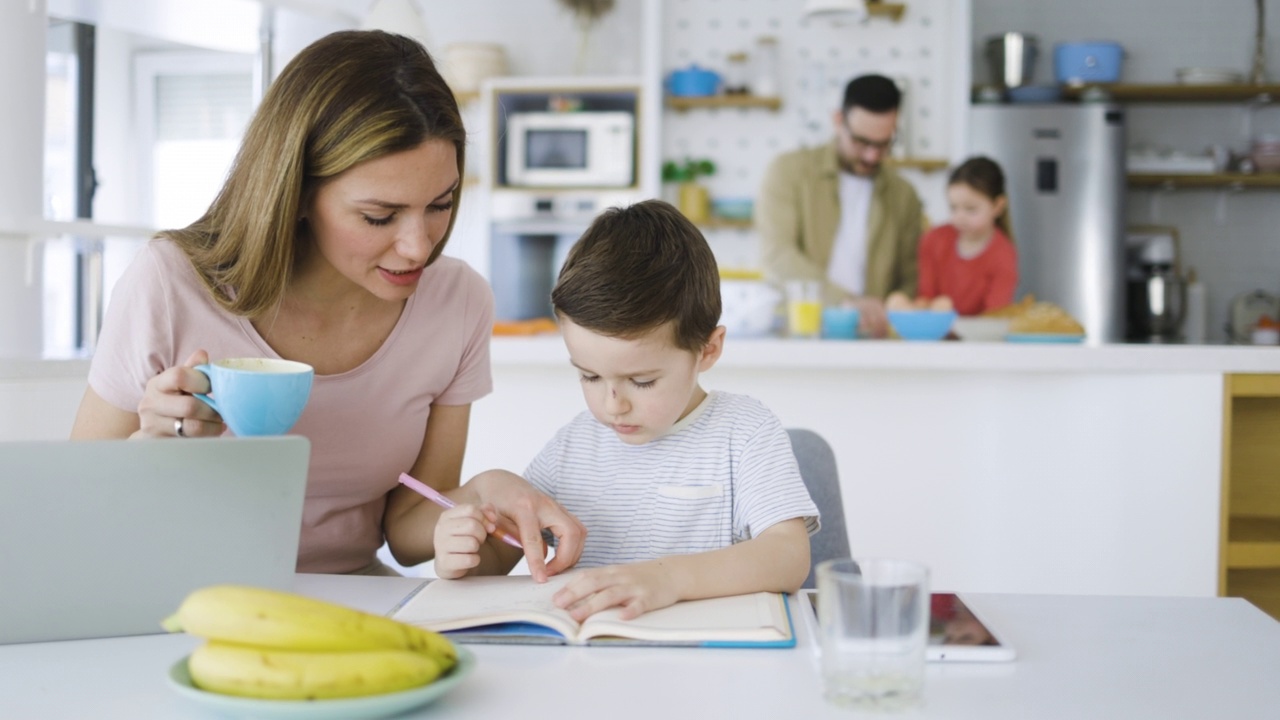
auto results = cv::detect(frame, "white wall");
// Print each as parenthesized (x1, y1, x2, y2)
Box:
(973, 0, 1280, 342)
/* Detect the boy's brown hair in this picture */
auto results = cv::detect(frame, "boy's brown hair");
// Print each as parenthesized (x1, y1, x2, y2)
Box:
(551, 200, 721, 352)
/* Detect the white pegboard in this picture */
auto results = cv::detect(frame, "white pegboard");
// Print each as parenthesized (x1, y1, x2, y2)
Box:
(661, 0, 970, 267)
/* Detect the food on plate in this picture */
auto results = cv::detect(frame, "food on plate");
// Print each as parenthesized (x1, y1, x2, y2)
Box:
(1006, 301, 1085, 336)
(979, 294, 1084, 335)
(886, 291, 913, 311)
(187, 642, 445, 700)
(164, 585, 457, 699)
(886, 291, 954, 312)
(927, 295, 954, 312)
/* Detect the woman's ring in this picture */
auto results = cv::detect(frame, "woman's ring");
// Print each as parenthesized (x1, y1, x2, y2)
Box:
(175, 418, 186, 437)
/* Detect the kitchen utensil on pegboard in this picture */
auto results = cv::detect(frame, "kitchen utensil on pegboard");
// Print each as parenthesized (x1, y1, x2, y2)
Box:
(752, 36, 780, 98)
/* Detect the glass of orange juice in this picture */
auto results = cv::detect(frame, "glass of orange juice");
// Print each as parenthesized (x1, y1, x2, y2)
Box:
(786, 280, 822, 339)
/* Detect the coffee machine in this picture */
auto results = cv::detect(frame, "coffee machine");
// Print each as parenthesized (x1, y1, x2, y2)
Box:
(1125, 232, 1186, 342)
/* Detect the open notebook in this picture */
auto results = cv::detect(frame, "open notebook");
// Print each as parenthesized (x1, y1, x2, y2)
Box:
(391, 573, 795, 648)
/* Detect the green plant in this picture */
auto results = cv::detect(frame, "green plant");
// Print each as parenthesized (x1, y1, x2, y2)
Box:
(661, 158, 716, 183)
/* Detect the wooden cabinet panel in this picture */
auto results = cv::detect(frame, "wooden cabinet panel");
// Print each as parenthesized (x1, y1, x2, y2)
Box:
(1222, 375, 1280, 620)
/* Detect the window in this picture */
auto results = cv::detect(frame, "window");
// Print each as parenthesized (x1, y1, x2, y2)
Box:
(40, 16, 255, 357)
(136, 52, 254, 229)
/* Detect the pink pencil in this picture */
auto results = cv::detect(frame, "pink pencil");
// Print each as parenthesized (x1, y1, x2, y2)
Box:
(398, 473, 524, 549)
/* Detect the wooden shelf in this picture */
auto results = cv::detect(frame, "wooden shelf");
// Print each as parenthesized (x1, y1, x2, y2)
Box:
(866, 1, 906, 21)
(1128, 173, 1280, 189)
(699, 216, 753, 231)
(1230, 374, 1280, 398)
(1061, 83, 1280, 103)
(667, 95, 782, 112)
(892, 157, 950, 173)
(1228, 517, 1280, 569)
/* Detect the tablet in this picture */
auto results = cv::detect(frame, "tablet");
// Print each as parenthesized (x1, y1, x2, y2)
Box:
(799, 589, 1016, 663)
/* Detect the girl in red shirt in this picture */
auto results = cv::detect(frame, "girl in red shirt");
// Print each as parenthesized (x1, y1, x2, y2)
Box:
(917, 157, 1018, 316)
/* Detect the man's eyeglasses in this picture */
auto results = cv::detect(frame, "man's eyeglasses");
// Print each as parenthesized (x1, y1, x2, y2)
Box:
(843, 122, 895, 153)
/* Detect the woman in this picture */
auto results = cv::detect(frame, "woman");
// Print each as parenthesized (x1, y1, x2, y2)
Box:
(70, 30, 583, 580)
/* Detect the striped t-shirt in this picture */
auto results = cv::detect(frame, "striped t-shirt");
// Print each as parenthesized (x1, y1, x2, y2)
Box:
(524, 391, 820, 568)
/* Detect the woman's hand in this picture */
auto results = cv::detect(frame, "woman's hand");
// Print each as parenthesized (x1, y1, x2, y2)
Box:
(465, 469, 586, 582)
(552, 561, 677, 622)
(132, 350, 225, 438)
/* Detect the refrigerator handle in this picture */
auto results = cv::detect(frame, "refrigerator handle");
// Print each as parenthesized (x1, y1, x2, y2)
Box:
(1036, 157, 1058, 193)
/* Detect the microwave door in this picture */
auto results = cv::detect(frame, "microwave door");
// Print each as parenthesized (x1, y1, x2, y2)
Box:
(505, 111, 635, 188)
(527, 129, 588, 172)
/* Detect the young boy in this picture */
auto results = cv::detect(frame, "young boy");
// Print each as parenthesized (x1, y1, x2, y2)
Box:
(435, 200, 818, 621)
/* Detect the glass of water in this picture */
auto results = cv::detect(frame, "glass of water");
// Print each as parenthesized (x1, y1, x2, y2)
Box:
(816, 558, 931, 711)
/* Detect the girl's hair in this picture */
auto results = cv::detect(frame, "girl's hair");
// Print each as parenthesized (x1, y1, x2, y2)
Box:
(158, 30, 466, 317)
(949, 156, 1012, 240)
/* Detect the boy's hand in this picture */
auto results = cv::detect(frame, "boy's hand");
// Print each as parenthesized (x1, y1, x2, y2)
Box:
(433, 504, 500, 579)
(551, 561, 677, 622)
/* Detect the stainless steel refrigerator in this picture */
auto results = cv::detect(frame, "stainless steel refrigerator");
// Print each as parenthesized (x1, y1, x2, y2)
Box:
(969, 104, 1127, 343)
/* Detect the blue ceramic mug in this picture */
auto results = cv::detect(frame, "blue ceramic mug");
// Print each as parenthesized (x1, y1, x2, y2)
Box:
(194, 358, 314, 437)
(822, 307, 861, 340)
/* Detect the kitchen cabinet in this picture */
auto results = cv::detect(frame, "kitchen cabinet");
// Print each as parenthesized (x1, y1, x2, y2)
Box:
(1221, 373, 1280, 621)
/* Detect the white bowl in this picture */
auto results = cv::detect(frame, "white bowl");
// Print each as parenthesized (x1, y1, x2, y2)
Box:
(952, 317, 1012, 342)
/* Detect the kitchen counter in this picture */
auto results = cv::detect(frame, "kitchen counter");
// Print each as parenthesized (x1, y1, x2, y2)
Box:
(491, 336, 1280, 373)
(0, 358, 90, 441)
(474, 337, 1280, 601)
(6, 347, 1276, 602)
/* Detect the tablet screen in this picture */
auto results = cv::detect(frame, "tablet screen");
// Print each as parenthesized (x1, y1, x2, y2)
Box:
(802, 590, 1015, 662)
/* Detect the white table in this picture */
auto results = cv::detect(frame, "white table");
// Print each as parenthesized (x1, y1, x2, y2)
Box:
(2, 574, 1278, 719)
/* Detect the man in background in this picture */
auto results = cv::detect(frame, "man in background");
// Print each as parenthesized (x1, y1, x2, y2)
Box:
(756, 74, 924, 337)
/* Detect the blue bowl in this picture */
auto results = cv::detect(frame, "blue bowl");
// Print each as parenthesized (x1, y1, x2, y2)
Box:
(1007, 85, 1062, 104)
(822, 307, 860, 340)
(887, 310, 957, 341)
(712, 197, 754, 221)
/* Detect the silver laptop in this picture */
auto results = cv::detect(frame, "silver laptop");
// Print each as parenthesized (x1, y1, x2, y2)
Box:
(0, 436, 309, 644)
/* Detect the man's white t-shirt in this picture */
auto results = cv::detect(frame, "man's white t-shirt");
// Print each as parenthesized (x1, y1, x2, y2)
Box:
(826, 172, 874, 296)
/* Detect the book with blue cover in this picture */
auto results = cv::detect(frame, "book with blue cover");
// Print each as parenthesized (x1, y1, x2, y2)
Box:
(391, 573, 795, 648)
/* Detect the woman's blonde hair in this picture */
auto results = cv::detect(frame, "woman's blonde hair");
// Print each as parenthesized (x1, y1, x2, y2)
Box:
(158, 30, 466, 317)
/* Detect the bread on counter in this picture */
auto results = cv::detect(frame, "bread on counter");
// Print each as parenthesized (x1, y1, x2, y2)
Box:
(985, 295, 1085, 336)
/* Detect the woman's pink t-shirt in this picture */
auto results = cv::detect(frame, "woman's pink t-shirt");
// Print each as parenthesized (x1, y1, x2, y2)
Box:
(916, 224, 1018, 316)
(89, 240, 494, 573)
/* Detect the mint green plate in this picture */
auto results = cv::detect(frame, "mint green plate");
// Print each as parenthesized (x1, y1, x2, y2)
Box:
(167, 646, 475, 720)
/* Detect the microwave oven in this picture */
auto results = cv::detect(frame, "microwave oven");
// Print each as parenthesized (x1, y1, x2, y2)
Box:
(505, 111, 635, 188)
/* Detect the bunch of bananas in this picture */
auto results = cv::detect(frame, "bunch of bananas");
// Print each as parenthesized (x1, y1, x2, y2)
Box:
(163, 585, 457, 700)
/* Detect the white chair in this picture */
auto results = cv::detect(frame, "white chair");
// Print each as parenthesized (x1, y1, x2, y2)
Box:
(787, 428, 851, 588)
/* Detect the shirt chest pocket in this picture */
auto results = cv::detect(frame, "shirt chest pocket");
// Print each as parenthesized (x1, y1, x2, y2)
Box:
(646, 482, 730, 557)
